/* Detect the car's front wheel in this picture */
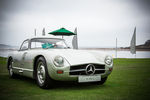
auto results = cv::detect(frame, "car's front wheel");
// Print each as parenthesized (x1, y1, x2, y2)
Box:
(36, 57, 53, 89)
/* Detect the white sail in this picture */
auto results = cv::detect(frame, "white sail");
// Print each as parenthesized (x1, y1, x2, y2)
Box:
(42, 28, 45, 36)
(34, 29, 36, 37)
(72, 28, 78, 49)
(130, 27, 136, 54)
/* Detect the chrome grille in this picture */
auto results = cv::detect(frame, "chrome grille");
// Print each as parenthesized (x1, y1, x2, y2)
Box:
(69, 64, 105, 75)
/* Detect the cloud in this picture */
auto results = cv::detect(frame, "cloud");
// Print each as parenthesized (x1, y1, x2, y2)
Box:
(0, 0, 150, 47)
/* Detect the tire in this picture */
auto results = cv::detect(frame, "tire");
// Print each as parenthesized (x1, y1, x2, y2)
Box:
(8, 59, 16, 78)
(92, 77, 107, 85)
(35, 57, 53, 89)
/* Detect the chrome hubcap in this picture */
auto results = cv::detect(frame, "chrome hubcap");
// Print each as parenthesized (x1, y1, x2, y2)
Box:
(37, 62, 45, 85)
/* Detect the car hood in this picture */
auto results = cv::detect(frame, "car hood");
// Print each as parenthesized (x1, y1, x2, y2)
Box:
(45, 49, 106, 66)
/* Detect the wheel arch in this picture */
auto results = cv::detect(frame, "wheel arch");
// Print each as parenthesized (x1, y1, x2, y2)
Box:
(33, 55, 46, 79)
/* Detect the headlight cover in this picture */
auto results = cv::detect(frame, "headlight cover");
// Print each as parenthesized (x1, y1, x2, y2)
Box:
(105, 56, 113, 66)
(53, 56, 64, 67)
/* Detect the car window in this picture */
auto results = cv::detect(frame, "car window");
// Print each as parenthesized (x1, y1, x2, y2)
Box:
(20, 40, 28, 50)
(31, 42, 43, 49)
(30, 38, 68, 49)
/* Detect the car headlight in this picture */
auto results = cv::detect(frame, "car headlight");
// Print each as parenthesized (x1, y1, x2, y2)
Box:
(53, 56, 64, 67)
(105, 56, 113, 65)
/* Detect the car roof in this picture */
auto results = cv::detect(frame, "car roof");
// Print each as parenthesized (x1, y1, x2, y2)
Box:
(28, 37, 64, 41)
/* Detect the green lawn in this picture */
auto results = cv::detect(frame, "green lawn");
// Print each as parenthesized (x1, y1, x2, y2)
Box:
(0, 57, 150, 100)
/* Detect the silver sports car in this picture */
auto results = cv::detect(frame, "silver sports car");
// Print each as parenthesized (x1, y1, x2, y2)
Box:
(7, 37, 113, 89)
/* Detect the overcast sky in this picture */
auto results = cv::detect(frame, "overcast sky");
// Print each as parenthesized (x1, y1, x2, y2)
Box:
(0, 0, 150, 48)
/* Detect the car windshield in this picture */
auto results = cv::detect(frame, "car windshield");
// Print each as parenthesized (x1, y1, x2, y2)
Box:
(30, 38, 68, 49)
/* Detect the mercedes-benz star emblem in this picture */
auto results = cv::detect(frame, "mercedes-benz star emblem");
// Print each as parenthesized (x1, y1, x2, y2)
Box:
(85, 64, 95, 75)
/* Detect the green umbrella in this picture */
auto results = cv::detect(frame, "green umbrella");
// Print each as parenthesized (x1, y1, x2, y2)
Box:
(48, 28, 76, 37)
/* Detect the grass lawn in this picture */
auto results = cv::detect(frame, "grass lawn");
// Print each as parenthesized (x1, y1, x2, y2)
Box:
(0, 57, 150, 100)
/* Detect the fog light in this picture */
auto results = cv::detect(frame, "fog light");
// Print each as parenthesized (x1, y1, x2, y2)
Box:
(109, 68, 113, 71)
(57, 70, 63, 74)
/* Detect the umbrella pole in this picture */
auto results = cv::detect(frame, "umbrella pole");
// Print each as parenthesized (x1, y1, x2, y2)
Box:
(62, 35, 63, 39)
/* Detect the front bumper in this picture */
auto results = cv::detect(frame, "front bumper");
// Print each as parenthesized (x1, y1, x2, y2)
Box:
(47, 62, 112, 82)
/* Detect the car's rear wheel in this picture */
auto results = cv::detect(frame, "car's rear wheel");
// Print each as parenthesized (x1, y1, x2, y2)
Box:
(8, 59, 16, 78)
(92, 77, 107, 85)
(36, 57, 53, 89)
